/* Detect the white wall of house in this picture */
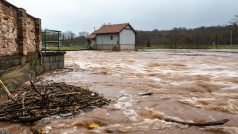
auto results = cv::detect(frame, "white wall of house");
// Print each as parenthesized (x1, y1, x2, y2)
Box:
(96, 34, 119, 45)
(119, 29, 135, 50)
(95, 34, 119, 50)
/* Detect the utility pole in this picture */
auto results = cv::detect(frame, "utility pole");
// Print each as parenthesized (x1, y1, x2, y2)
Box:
(215, 31, 218, 49)
(230, 30, 233, 45)
(162, 31, 165, 46)
(174, 29, 177, 49)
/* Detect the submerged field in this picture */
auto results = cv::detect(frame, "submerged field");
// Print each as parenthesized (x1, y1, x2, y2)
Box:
(1, 50, 238, 134)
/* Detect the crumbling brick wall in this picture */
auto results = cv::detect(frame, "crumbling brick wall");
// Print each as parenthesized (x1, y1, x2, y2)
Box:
(0, 0, 42, 57)
(0, 0, 18, 56)
(25, 15, 37, 53)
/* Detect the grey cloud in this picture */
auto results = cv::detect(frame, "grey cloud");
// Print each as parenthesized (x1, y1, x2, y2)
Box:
(7, 0, 238, 33)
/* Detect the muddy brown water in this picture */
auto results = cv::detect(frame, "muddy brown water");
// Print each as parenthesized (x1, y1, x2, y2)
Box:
(1, 50, 238, 134)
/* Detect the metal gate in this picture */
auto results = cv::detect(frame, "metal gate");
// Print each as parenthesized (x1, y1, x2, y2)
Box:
(42, 29, 62, 52)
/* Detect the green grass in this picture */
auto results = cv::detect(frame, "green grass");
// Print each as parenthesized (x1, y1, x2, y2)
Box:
(45, 46, 89, 51)
(207, 45, 238, 49)
(138, 45, 238, 49)
(138, 45, 167, 49)
(45, 45, 238, 51)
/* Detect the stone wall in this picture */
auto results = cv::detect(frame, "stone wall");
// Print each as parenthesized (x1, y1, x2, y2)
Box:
(25, 15, 36, 53)
(0, 53, 38, 75)
(0, 0, 42, 57)
(0, 0, 18, 56)
(0, 52, 65, 95)
(42, 52, 65, 71)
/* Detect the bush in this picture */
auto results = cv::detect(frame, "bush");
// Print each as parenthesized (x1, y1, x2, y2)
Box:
(112, 45, 119, 51)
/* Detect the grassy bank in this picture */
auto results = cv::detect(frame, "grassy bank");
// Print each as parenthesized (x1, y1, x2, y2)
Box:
(207, 45, 238, 49)
(137, 45, 238, 49)
(45, 46, 89, 51)
(45, 45, 238, 51)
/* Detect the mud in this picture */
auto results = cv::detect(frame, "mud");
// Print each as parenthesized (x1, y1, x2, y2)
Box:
(1, 50, 238, 134)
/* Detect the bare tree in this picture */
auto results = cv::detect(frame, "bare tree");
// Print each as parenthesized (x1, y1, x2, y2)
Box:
(78, 32, 89, 37)
(230, 14, 238, 25)
(62, 31, 76, 46)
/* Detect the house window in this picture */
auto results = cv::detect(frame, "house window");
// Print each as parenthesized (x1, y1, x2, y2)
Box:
(110, 35, 113, 40)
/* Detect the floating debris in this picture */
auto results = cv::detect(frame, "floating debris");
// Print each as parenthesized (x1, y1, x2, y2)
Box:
(164, 118, 230, 127)
(138, 92, 154, 96)
(89, 123, 100, 129)
(0, 82, 110, 123)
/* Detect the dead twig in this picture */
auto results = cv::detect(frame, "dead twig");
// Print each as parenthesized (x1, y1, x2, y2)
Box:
(112, 94, 125, 102)
(0, 80, 16, 102)
(22, 92, 27, 115)
(30, 81, 42, 96)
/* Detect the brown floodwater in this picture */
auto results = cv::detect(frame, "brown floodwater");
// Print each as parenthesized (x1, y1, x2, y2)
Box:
(1, 50, 238, 134)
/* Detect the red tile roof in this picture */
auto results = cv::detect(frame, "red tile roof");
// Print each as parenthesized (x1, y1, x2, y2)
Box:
(86, 23, 135, 39)
(94, 23, 129, 34)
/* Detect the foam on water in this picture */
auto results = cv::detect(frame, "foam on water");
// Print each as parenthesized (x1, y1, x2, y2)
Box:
(114, 90, 139, 121)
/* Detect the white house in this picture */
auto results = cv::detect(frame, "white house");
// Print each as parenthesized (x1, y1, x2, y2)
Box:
(86, 23, 136, 50)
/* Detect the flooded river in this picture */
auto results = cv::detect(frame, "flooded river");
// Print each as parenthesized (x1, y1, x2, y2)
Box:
(1, 50, 238, 134)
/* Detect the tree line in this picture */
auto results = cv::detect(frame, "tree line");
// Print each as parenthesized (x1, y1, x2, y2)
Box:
(61, 31, 88, 46)
(136, 15, 238, 49)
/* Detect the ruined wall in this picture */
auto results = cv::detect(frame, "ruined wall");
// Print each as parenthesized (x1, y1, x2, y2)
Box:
(25, 15, 36, 53)
(0, 0, 42, 57)
(0, 0, 18, 56)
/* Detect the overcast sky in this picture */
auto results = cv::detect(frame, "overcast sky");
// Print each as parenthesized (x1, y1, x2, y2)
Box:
(7, 0, 238, 34)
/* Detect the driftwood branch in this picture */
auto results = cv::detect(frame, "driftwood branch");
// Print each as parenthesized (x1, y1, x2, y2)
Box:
(138, 92, 154, 96)
(164, 118, 229, 127)
(0, 80, 16, 102)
